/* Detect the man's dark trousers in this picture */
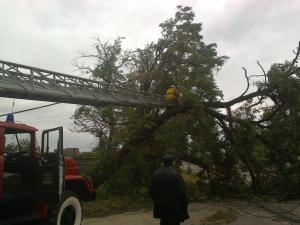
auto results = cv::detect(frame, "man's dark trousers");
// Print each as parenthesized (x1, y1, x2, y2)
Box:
(160, 218, 180, 225)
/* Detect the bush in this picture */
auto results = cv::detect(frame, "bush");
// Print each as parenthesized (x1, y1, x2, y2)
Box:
(181, 171, 205, 201)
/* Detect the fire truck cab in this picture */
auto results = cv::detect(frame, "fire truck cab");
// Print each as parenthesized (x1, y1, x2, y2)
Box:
(0, 116, 95, 225)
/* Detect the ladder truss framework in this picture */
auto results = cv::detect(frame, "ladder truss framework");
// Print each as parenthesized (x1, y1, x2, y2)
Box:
(0, 60, 170, 107)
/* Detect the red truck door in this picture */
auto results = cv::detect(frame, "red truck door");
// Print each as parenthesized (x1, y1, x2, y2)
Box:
(38, 127, 65, 204)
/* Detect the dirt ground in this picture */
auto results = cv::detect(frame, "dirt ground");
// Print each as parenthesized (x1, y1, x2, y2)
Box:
(83, 201, 300, 225)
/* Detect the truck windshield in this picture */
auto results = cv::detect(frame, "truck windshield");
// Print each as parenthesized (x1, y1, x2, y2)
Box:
(4, 132, 31, 153)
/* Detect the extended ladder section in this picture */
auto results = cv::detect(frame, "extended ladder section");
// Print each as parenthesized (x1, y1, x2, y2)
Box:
(0, 60, 171, 107)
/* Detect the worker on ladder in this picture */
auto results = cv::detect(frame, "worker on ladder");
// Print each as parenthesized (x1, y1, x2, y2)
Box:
(166, 85, 182, 105)
(166, 85, 177, 102)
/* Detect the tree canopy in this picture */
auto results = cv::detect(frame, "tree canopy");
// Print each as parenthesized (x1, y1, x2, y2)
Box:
(73, 6, 300, 198)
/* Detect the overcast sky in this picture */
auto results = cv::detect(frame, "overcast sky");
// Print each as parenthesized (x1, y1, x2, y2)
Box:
(0, 0, 299, 151)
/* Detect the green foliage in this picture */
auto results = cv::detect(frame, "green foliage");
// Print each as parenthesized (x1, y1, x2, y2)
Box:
(268, 62, 300, 108)
(72, 5, 227, 198)
(73, 5, 300, 200)
(82, 149, 120, 188)
(98, 150, 157, 197)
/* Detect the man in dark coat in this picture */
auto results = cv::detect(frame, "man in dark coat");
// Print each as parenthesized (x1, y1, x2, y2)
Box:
(149, 155, 189, 225)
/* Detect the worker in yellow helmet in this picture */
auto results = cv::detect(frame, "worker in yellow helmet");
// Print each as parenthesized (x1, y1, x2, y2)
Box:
(166, 85, 178, 102)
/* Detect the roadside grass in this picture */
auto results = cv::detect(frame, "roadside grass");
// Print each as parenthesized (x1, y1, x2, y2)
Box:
(82, 196, 152, 218)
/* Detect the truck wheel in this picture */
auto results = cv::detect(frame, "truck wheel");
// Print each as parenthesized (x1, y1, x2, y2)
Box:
(47, 194, 82, 225)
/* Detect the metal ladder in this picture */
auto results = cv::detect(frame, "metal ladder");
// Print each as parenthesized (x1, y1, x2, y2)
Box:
(0, 60, 171, 107)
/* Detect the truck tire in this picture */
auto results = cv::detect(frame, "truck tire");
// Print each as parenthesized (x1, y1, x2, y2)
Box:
(46, 193, 82, 225)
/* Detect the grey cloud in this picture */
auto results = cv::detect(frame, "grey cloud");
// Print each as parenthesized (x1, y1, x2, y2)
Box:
(193, 0, 300, 100)
(207, 0, 300, 44)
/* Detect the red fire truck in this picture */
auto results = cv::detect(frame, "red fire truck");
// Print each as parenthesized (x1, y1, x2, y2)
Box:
(0, 115, 95, 225)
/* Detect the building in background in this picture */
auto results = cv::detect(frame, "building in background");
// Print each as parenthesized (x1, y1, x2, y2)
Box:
(63, 147, 80, 157)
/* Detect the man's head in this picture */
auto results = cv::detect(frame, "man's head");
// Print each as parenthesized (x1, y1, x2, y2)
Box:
(162, 154, 173, 167)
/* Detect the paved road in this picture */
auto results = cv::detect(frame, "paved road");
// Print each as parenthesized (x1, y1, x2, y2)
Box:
(83, 202, 300, 225)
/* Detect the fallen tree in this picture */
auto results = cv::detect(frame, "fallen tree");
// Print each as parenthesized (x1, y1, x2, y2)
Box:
(73, 6, 300, 197)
